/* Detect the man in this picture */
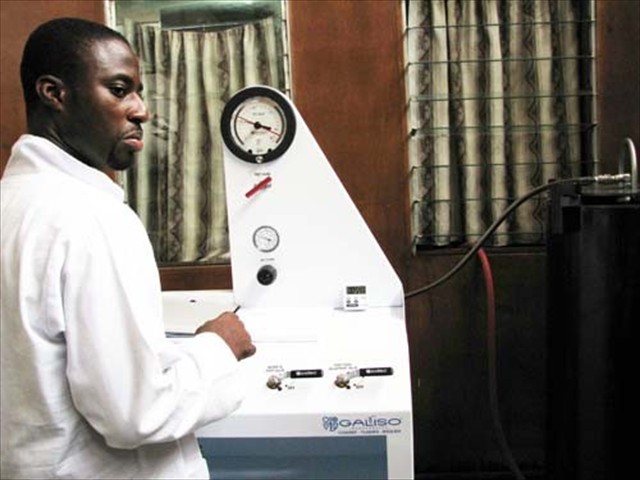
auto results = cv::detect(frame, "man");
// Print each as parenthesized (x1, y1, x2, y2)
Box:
(0, 17, 256, 479)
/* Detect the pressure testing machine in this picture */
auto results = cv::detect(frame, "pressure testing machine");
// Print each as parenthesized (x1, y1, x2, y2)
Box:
(163, 85, 414, 480)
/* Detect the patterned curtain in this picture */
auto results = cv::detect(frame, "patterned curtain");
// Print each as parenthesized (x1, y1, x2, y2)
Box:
(121, 17, 281, 263)
(407, 0, 594, 247)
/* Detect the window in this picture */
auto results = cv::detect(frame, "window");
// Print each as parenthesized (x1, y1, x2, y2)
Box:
(108, 0, 291, 264)
(405, 0, 596, 249)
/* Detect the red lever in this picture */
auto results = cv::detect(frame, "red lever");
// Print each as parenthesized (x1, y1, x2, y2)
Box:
(245, 176, 272, 198)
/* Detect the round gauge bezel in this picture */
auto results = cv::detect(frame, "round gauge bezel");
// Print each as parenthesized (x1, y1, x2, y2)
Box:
(252, 225, 280, 253)
(220, 86, 296, 164)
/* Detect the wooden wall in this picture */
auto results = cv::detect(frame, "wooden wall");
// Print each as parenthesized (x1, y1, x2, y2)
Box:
(596, 0, 640, 170)
(288, 0, 409, 274)
(1, 0, 638, 478)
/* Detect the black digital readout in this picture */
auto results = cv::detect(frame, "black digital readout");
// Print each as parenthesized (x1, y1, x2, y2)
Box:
(346, 286, 366, 295)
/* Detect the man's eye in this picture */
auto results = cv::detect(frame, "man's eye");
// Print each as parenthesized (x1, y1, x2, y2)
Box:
(110, 86, 127, 97)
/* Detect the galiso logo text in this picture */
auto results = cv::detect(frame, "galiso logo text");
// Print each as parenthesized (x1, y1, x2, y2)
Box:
(322, 416, 402, 434)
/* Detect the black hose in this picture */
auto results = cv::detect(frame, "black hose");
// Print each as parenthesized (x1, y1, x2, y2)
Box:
(404, 176, 593, 299)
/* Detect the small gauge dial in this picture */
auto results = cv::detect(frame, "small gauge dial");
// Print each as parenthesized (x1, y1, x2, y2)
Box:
(221, 86, 296, 164)
(252, 225, 280, 252)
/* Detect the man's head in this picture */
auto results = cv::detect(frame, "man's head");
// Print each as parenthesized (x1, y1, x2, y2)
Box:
(21, 18, 149, 172)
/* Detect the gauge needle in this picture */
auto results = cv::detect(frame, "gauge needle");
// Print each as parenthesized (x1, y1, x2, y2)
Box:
(237, 116, 282, 138)
(255, 125, 282, 139)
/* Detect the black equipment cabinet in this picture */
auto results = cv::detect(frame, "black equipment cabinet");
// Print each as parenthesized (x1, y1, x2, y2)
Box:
(546, 185, 639, 480)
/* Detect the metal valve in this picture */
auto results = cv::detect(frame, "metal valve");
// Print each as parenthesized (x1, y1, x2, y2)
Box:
(335, 367, 394, 388)
(266, 369, 323, 390)
(334, 370, 358, 389)
(266, 375, 283, 390)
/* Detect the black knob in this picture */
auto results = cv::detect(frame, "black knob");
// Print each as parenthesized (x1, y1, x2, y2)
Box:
(257, 265, 277, 285)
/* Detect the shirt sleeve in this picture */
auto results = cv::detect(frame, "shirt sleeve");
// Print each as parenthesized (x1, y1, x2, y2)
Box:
(56, 205, 244, 449)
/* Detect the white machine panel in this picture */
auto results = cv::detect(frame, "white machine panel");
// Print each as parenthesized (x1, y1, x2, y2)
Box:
(164, 86, 413, 479)
(222, 86, 403, 309)
(164, 291, 413, 479)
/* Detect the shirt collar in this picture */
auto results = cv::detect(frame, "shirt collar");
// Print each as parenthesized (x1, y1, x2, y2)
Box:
(5, 134, 125, 202)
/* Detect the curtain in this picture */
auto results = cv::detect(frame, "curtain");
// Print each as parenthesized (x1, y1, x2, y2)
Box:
(121, 17, 281, 263)
(407, 0, 593, 247)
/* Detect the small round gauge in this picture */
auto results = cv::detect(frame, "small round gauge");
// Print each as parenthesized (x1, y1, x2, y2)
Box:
(220, 86, 296, 164)
(252, 225, 280, 252)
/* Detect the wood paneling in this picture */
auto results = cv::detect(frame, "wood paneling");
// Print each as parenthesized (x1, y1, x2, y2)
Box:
(596, 0, 640, 171)
(406, 249, 548, 475)
(160, 264, 232, 291)
(288, 0, 410, 275)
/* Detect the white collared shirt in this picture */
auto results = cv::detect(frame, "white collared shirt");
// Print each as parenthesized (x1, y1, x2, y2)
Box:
(1, 135, 243, 479)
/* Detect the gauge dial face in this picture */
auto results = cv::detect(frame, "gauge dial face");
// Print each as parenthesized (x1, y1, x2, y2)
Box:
(252, 225, 280, 252)
(232, 98, 285, 155)
(221, 87, 296, 164)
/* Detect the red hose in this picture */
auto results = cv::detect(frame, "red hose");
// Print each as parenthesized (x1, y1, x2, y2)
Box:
(477, 247, 525, 480)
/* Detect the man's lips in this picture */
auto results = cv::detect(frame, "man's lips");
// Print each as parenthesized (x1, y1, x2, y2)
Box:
(123, 131, 144, 151)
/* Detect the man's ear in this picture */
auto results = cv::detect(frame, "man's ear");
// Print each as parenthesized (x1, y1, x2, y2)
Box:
(34, 75, 66, 111)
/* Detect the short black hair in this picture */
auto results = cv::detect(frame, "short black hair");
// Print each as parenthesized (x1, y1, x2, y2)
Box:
(20, 17, 130, 112)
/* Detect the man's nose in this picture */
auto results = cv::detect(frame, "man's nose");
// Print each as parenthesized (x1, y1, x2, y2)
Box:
(130, 93, 150, 123)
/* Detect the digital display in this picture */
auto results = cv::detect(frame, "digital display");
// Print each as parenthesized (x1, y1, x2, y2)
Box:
(346, 286, 366, 295)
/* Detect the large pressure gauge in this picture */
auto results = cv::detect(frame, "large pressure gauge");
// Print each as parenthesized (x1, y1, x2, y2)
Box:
(220, 86, 296, 164)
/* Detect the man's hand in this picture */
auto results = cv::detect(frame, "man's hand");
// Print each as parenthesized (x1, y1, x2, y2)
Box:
(195, 312, 256, 360)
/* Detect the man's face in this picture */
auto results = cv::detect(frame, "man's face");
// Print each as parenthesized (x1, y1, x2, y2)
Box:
(60, 38, 149, 172)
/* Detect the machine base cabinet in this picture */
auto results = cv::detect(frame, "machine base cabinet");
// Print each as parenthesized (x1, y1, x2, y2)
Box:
(546, 187, 639, 480)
